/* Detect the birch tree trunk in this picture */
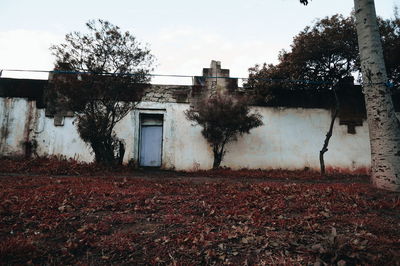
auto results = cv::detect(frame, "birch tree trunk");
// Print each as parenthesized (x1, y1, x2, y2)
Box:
(354, 0, 400, 191)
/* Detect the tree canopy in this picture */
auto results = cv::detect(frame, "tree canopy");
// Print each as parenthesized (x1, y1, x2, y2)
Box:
(246, 13, 400, 99)
(185, 92, 263, 168)
(50, 19, 154, 165)
(380, 16, 400, 88)
(296, 0, 400, 191)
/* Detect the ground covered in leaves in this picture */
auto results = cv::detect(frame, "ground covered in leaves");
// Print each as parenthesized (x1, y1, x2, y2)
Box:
(0, 157, 369, 182)
(1, 166, 400, 265)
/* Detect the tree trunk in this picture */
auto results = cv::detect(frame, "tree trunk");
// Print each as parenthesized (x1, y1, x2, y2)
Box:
(212, 145, 224, 169)
(212, 151, 223, 169)
(354, 0, 400, 191)
(92, 139, 116, 166)
(320, 89, 339, 176)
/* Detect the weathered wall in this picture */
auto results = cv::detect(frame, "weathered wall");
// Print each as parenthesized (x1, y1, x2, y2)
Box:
(0, 98, 35, 156)
(193, 60, 238, 94)
(0, 97, 371, 171)
(0, 97, 93, 160)
(142, 104, 371, 171)
(222, 107, 371, 171)
(34, 113, 93, 161)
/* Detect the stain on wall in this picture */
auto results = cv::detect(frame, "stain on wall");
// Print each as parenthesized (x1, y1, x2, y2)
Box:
(0, 98, 37, 156)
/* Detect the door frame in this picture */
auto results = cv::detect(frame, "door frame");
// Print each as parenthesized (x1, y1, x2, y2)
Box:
(139, 113, 164, 167)
(133, 108, 166, 168)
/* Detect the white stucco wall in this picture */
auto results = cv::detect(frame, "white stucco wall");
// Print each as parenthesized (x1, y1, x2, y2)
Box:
(0, 98, 35, 156)
(0, 97, 371, 171)
(0, 97, 94, 160)
(34, 112, 93, 161)
(222, 107, 371, 171)
(142, 103, 371, 171)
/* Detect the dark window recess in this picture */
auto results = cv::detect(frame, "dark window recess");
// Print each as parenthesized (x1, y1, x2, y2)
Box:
(340, 120, 362, 135)
(347, 124, 356, 134)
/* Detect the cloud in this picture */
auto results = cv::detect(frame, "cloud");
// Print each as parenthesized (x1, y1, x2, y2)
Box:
(147, 26, 287, 85)
(0, 27, 287, 84)
(0, 30, 62, 79)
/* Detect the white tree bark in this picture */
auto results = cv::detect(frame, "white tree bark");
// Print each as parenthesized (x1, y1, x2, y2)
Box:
(354, 0, 400, 191)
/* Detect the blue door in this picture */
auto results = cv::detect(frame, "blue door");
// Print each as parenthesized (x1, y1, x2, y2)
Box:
(139, 124, 163, 167)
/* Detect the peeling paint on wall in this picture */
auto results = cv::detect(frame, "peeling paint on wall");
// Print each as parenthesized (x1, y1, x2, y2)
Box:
(0, 98, 38, 156)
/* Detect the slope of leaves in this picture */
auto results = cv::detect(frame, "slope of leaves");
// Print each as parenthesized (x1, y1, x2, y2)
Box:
(1, 175, 399, 265)
(182, 167, 370, 182)
(0, 158, 370, 183)
(0, 157, 134, 176)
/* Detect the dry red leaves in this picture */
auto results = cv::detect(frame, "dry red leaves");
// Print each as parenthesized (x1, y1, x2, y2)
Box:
(0, 159, 399, 265)
(0, 157, 132, 176)
(0, 157, 369, 182)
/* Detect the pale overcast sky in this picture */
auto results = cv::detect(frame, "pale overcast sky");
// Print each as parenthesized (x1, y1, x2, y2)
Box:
(0, 0, 398, 84)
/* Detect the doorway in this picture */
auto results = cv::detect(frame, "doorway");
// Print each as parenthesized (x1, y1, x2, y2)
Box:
(139, 114, 163, 167)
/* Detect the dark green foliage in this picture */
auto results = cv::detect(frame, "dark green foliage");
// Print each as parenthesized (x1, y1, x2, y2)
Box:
(50, 19, 154, 165)
(246, 14, 400, 100)
(380, 16, 400, 88)
(246, 15, 358, 98)
(185, 93, 263, 168)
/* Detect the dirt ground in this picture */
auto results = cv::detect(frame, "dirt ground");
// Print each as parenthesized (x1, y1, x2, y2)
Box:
(0, 158, 399, 265)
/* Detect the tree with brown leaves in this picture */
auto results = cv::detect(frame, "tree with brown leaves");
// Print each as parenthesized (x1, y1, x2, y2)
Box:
(185, 93, 263, 168)
(50, 19, 154, 165)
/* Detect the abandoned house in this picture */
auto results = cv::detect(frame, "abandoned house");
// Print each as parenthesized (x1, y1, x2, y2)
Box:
(2, 61, 398, 171)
